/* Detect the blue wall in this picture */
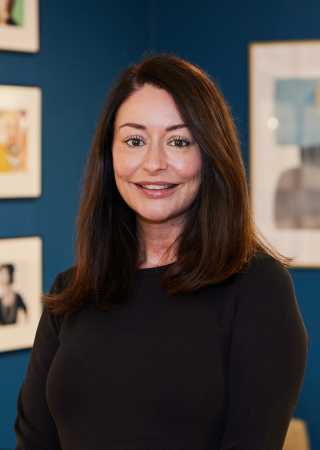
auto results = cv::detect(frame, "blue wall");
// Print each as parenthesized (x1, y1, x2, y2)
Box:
(0, 1, 149, 447)
(1, 0, 320, 448)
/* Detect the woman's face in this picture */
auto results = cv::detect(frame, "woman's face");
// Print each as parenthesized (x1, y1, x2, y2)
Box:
(0, 267, 10, 287)
(112, 84, 202, 224)
(0, 0, 13, 21)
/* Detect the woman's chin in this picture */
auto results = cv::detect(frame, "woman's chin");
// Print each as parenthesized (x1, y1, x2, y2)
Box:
(136, 210, 181, 224)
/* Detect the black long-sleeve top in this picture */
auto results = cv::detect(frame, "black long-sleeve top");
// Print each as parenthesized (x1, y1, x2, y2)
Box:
(15, 253, 308, 449)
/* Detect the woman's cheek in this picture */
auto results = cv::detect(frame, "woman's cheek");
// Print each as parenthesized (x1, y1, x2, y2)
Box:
(113, 149, 142, 179)
(173, 152, 202, 180)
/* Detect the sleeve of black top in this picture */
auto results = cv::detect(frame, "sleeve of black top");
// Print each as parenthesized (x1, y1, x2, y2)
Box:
(219, 256, 308, 450)
(14, 273, 63, 450)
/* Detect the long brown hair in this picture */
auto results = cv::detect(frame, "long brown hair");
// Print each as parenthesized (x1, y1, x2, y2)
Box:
(44, 54, 289, 315)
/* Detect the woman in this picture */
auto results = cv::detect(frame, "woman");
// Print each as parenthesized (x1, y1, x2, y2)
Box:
(15, 55, 308, 450)
(0, 0, 17, 26)
(0, 111, 26, 172)
(0, 264, 27, 325)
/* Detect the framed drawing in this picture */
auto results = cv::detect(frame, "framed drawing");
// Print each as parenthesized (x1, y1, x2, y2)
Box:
(0, 236, 42, 352)
(0, 0, 39, 52)
(0, 85, 41, 198)
(250, 40, 320, 267)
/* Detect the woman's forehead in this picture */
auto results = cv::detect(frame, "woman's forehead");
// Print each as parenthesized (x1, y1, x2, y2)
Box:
(115, 85, 183, 129)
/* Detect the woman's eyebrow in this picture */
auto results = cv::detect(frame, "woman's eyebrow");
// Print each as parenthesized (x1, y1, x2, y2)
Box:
(118, 123, 146, 130)
(118, 123, 188, 131)
(166, 124, 188, 131)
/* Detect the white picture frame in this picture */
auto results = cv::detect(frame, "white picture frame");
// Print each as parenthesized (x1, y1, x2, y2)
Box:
(250, 40, 320, 267)
(0, 236, 42, 353)
(0, 0, 39, 53)
(0, 85, 41, 198)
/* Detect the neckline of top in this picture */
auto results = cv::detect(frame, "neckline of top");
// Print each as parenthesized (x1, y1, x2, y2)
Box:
(137, 263, 173, 277)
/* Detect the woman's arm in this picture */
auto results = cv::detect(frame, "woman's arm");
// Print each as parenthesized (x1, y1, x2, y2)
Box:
(14, 274, 63, 450)
(220, 256, 308, 450)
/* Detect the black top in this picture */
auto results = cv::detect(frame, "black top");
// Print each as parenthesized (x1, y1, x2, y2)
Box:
(14, 254, 308, 450)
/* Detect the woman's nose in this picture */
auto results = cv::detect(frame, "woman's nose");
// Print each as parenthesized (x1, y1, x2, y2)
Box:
(142, 143, 168, 174)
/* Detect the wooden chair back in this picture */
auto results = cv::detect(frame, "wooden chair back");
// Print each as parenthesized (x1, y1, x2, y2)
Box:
(283, 418, 311, 450)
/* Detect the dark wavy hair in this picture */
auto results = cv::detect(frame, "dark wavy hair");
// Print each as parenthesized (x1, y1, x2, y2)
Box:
(0, 264, 14, 284)
(44, 54, 289, 316)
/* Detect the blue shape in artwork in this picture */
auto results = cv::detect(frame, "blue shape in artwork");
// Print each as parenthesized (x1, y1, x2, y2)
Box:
(274, 79, 320, 146)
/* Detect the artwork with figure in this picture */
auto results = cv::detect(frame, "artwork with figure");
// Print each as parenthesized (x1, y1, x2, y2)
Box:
(0, 264, 27, 326)
(274, 79, 320, 228)
(0, 0, 37, 53)
(250, 41, 320, 266)
(0, 0, 23, 27)
(0, 237, 42, 352)
(0, 85, 41, 198)
(0, 110, 28, 172)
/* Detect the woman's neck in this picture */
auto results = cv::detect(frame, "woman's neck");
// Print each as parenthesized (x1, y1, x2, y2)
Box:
(137, 216, 183, 269)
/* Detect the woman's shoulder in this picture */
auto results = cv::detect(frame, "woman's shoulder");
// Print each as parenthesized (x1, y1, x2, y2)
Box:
(15, 292, 27, 309)
(232, 251, 309, 356)
(242, 252, 292, 285)
(234, 252, 298, 319)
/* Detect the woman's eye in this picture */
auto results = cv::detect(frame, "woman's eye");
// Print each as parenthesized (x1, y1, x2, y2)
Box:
(168, 138, 190, 148)
(125, 137, 145, 147)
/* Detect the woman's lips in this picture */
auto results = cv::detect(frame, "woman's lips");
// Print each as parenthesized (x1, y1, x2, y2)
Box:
(134, 183, 178, 199)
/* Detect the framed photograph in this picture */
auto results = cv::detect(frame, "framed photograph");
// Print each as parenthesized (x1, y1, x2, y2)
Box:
(0, 0, 39, 52)
(0, 236, 42, 353)
(0, 85, 41, 198)
(250, 40, 320, 267)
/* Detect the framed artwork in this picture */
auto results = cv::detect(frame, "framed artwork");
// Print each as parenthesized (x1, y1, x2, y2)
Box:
(0, 0, 39, 52)
(250, 40, 320, 267)
(0, 236, 42, 353)
(0, 85, 41, 198)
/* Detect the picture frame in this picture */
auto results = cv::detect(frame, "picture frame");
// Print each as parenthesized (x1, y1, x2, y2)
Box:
(0, 236, 42, 353)
(0, 0, 39, 53)
(249, 40, 320, 267)
(0, 85, 41, 198)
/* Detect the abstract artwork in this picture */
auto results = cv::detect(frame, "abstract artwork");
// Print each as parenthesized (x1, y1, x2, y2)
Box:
(250, 41, 320, 267)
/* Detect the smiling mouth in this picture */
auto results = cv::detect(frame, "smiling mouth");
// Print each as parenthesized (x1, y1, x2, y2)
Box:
(136, 184, 177, 190)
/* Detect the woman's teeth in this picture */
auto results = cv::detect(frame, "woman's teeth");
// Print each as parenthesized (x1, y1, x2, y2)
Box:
(141, 185, 174, 190)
